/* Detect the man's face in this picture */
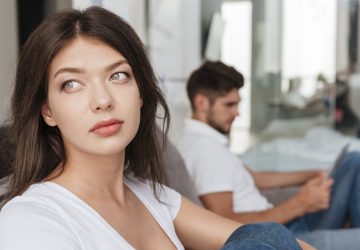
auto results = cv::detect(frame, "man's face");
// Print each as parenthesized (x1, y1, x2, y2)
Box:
(206, 88, 240, 134)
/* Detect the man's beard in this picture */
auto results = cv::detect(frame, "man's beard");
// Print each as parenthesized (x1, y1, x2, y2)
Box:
(207, 113, 231, 135)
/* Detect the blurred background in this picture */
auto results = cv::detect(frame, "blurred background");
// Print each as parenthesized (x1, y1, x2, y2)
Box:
(1, 0, 360, 171)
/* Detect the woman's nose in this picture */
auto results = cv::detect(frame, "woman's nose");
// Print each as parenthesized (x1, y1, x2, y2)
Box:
(90, 83, 114, 112)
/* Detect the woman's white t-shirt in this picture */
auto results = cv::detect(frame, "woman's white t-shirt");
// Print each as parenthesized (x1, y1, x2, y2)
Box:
(0, 178, 184, 250)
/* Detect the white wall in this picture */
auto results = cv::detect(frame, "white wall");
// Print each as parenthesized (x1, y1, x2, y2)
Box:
(148, 0, 201, 80)
(148, 0, 202, 144)
(221, 1, 252, 129)
(282, 0, 337, 96)
(0, 0, 18, 123)
(336, 0, 349, 73)
(72, 0, 146, 40)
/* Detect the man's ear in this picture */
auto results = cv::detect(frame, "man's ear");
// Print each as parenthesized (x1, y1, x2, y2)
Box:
(193, 94, 210, 113)
(41, 102, 57, 127)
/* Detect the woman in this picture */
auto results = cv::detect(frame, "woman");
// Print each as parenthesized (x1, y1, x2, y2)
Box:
(0, 6, 311, 250)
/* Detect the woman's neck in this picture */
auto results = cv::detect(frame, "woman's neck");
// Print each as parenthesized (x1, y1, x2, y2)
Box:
(51, 150, 127, 202)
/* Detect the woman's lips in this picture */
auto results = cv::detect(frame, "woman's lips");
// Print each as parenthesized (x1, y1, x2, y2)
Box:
(90, 119, 123, 136)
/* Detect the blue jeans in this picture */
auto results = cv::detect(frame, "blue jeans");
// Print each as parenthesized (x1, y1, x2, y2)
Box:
(221, 222, 301, 250)
(284, 152, 360, 249)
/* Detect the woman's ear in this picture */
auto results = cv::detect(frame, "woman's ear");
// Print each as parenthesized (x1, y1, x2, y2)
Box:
(41, 103, 57, 127)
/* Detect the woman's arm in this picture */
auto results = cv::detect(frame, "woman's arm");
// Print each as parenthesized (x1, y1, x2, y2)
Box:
(174, 197, 241, 250)
(174, 197, 316, 250)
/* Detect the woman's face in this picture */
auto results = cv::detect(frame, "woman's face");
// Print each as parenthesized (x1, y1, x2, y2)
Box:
(42, 37, 142, 157)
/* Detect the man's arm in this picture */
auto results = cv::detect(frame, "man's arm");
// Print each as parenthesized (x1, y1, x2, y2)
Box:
(200, 175, 333, 224)
(247, 167, 323, 190)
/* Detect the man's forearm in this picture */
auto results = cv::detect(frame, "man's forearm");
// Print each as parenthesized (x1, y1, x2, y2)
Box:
(227, 196, 306, 224)
(251, 170, 320, 190)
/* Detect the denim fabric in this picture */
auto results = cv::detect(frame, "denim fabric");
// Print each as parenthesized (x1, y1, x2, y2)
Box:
(284, 152, 360, 249)
(221, 222, 301, 250)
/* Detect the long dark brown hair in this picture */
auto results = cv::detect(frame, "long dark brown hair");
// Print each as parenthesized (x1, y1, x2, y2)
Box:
(6, 6, 170, 200)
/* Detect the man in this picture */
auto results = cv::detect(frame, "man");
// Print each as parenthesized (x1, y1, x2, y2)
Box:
(178, 60, 360, 249)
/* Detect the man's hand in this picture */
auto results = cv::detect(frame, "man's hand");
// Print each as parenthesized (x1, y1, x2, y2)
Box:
(295, 172, 333, 214)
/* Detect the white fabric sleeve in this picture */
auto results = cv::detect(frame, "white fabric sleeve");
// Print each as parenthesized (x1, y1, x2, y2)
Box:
(190, 139, 236, 195)
(0, 199, 80, 250)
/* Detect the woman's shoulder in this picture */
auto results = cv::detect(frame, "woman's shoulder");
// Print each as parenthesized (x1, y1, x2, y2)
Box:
(0, 181, 92, 232)
(1, 182, 58, 211)
(0, 183, 80, 249)
(2, 181, 71, 207)
(0, 182, 71, 229)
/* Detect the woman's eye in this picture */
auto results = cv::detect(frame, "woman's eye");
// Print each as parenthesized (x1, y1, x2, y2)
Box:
(110, 72, 128, 81)
(61, 80, 81, 91)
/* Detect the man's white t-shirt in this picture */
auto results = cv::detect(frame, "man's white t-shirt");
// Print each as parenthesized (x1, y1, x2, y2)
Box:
(0, 177, 184, 250)
(179, 119, 273, 213)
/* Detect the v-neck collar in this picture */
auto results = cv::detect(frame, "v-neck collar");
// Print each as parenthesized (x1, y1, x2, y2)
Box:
(41, 179, 181, 249)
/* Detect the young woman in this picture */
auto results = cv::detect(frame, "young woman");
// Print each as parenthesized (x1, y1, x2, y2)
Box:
(0, 6, 312, 250)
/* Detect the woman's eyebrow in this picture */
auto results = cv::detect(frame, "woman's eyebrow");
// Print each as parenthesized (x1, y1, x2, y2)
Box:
(53, 67, 85, 79)
(53, 59, 129, 80)
(105, 59, 129, 72)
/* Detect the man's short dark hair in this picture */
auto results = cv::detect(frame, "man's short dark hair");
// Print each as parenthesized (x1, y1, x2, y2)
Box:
(186, 61, 244, 111)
